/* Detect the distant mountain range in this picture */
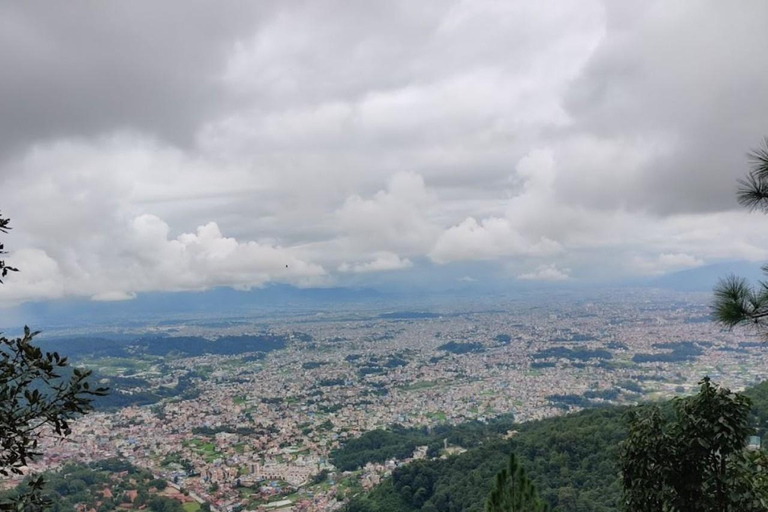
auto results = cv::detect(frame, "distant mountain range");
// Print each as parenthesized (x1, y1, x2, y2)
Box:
(650, 260, 765, 291)
(2, 260, 764, 332)
(3, 285, 386, 331)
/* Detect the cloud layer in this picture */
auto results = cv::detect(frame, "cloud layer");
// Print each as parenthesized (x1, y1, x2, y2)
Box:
(1, 1, 768, 304)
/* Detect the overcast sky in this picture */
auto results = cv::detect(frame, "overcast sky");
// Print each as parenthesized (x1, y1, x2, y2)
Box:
(1, 0, 767, 305)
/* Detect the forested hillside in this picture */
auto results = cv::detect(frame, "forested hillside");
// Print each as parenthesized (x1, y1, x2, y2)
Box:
(0, 459, 206, 512)
(341, 381, 768, 512)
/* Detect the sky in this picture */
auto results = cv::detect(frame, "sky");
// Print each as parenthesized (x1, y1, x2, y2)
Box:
(1, 0, 768, 306)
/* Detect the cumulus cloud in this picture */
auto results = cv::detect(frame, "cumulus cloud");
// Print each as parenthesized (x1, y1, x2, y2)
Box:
(518, 264, 571, 281)
(338, 252, 413, 274)
(0, 1, 767, 304)
(0, 214, 326, 306)
(430, 217, 561, 263)
(336, 172, 439, 254)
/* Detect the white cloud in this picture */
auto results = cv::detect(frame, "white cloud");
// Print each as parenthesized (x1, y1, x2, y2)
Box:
(91, 291, 137, 302)
(336, 172, 439, 254)
(430, 217, 561, 264)
(518, 264, 570, 281)
(338, 252, 413, 274)
(631, 253, 705, 276)
(0, 214, 327, 305)
(0, 249, 65, 304)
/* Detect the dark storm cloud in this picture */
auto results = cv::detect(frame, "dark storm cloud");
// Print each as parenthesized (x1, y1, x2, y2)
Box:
(0, 1, 271, 156)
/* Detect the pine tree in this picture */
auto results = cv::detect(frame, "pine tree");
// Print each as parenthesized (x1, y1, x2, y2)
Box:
(485, 453, 548, 512)
(713, 139, 768, 331)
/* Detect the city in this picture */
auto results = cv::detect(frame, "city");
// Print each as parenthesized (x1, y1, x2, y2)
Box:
(8, 289, 767, 511)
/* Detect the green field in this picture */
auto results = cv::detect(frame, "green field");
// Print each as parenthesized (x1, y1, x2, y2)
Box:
(183, 502, 200, 512)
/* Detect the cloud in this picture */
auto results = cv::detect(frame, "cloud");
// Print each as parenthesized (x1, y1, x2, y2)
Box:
(338, 252, 413, 274)
(430, 217, 561, 264)
(518, 264, 570, 281)
(1, 2, 768, 304)
(0, 214, 327, 305)
(631, 252, 705, 276)
(0, 2, 273, 155)
(336, 172, 440, 254)
(562, 0, 768, 214)
(91, 291, 137, 302)
(0, 249, 64, 303)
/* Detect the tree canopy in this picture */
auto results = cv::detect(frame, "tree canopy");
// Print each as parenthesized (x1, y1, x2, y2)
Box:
(621, 377, 768, 512)
(485, 454, 548, 512)
(0, 213, 106, 512)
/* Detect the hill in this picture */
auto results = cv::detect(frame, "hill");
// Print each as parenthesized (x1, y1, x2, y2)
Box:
(340, 381, 768, 512)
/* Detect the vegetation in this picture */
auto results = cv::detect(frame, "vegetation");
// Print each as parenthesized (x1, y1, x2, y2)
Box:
(632, 341, 703, 364)
(0, 213, 106, 512)
(332, 428, 433, 471)
(0, 213, 18, 283)
(133, 334, 286, 356)
(36, 334, 287, 360)
(0, 460, 200, 512)
(91, 373, 199, 411)
(714, 138, 768, 332)
(331, 417, 516, 472)
(486, 453, 548, 512)
(621, 377, 767, 511)
(532, 347, 612, 361)
(438, 342, 485, 354)
(342, 379, 768, 512)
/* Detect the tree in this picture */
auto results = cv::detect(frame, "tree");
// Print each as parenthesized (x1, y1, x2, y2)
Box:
(0, 214, 17, 283)
(485, 453, 548, 512)
(620, 377, 768, 512)
(0, 213, 107, 512)
(714, 139, 768, 331)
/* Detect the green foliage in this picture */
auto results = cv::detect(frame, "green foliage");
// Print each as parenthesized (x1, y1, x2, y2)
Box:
(343, 407, 626, 512)
(532, 347, 612, 361)
(714, 138, 768, 332)
(485, 454, 547, 512)
(0, 214, 107, 512)
(620, 377, 765, 512)
(331, 418, 516, 472)
(332, 428, 432, 471)
(148, 496, 184, 512)
(311, 469, 330, 485)
(744, 380, 768, 437)
(0, 327, 106, 476)
(713, 274, 768, 330)
(438, 342, 485, 355)
(0, 461, 209, 512)
(0, 213, 18, 283)
(737, 139, 768, 212)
